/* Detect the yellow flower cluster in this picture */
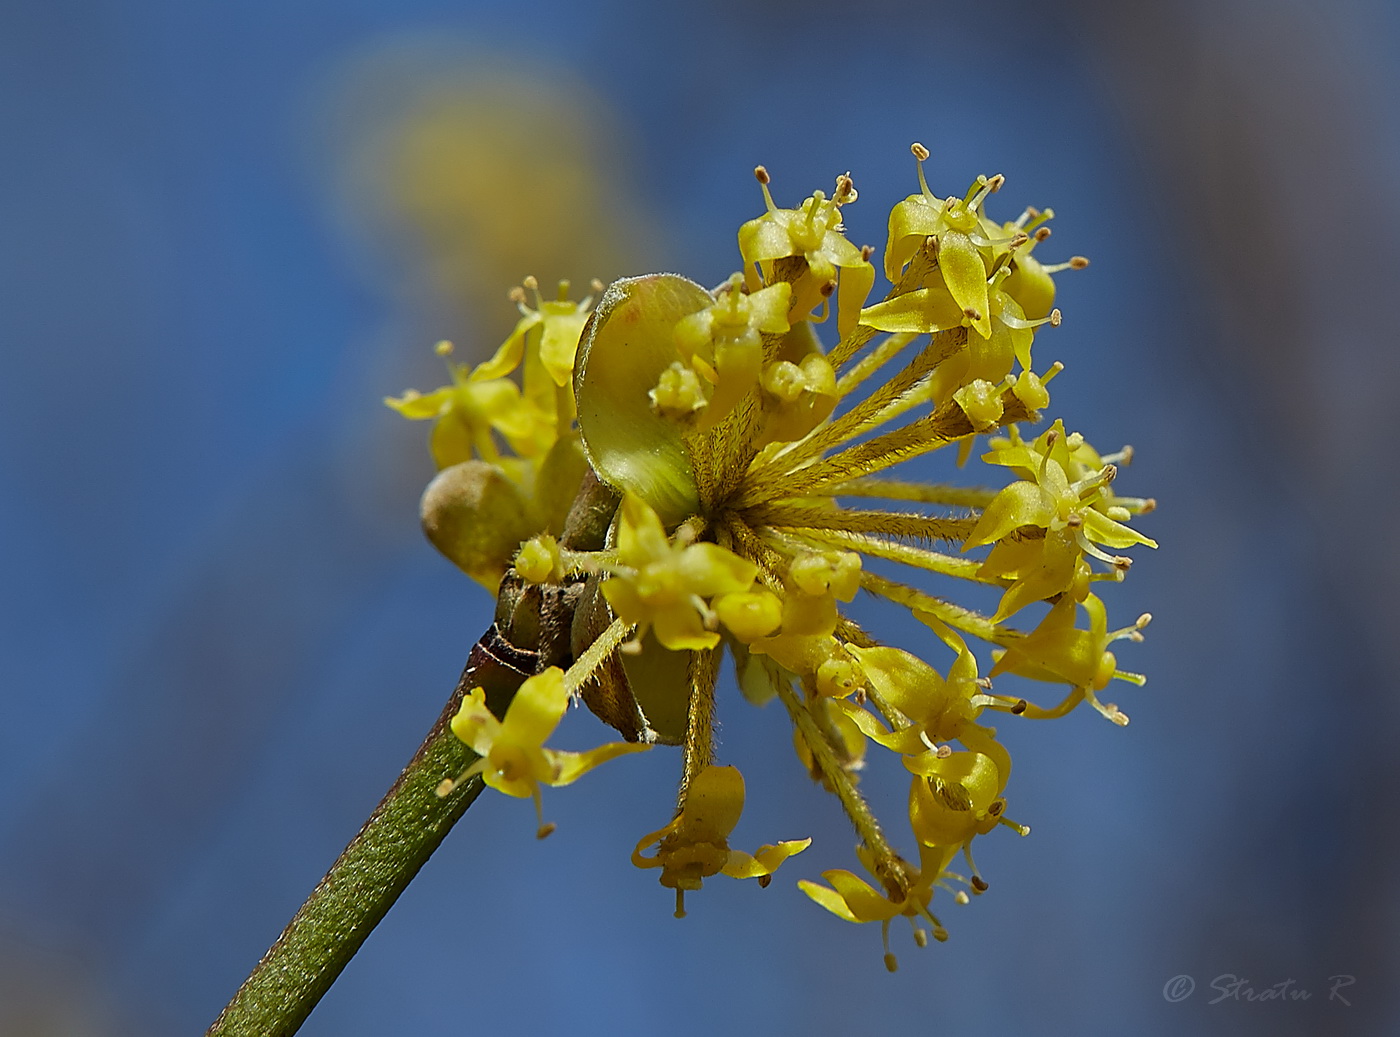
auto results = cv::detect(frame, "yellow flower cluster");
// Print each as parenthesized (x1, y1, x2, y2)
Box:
(391, 145, 1156, 968)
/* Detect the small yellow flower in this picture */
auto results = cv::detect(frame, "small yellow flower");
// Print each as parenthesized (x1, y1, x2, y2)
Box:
(601, 493, 760, 651)
(964, 420, 1157, 620)
(738, 168, 875, 339)
(385, 350, 543, 469)
(883, 144, 1003, 338)
(798, 842, 955, 972)
(671, 276, 792, 429)
(444, 667, 649, 837)
(989, 592, 1151, 726)
(632, 764, 810, 917)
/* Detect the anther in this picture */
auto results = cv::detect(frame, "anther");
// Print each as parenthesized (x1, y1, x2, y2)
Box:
(434, 340, 454, 356)
(985, 173, 1005, 193)
(508, 285, 527, 304)
(911, 142, 930, 161)
(1069, 256, 1089, 269)
(1048, 308, 1062, 327)
(537, 822, 557, 840)
(1034, 226, 1052, 242)
(820, 280, 837, 298)
(758, 874, 772, 889)
(970, 875, 990, 893)
(591, 277, 605, 293)
(1011, 699, 1028, 715)
(1140, 498, 1157, 513)
(522, 274, 539, 291)
(754, 165, 770, 185)
(860, 244, 875, 261)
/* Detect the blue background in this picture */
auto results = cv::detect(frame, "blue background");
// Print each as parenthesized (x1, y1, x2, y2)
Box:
(3, 1, 1398, 1033)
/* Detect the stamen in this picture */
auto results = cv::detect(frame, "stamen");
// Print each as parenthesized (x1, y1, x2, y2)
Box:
(754, 165, 778, 213)
(1040, 256, 1090, 274)
(961, 175, 989, 208)
(911, 142, 934, 199)
(532, 786, 555, 839)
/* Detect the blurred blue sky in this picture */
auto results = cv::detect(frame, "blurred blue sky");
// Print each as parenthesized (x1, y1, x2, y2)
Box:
(3, 1, 1399, 1034)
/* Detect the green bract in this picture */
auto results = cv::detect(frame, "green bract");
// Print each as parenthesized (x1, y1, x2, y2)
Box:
(574, 274, 711, 525)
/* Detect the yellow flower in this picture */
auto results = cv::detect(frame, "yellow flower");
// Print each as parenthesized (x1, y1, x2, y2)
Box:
(601, 493, 761, 651)
(964, 419, 1157, 620)
(798, 842, 955, 972)
(738, 168, 875, 339)
(671, 276, 792, 429)
(632, 765, 810, 918)
(988, 592, 1151, 726)
(905, 749, 1026, 854)
(385, 348, 543, 469)
(883, 144, 1004, 338)
(444, 667, 649, 837)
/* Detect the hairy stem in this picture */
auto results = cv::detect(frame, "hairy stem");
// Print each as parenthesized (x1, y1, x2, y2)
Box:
(209, 471, 620, 1035)
(207, 632, 531, 1036)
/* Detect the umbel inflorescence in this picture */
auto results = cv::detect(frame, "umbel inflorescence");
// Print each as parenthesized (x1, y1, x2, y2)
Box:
(388, 145, 1156, 970)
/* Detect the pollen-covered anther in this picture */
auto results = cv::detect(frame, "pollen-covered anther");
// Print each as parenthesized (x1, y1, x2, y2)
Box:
(434, 339, 454, 356)
(1048, 308, 1063, 327)
(1070, 256, 1089, 269)
(754, 165, 771, 184)
(911, 141, 931, 161)
(985, 173, 1005, 193)
(819, 279, 837, 298)
(1034, 226, 1052, 242)
(834, 173, 858, 205)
